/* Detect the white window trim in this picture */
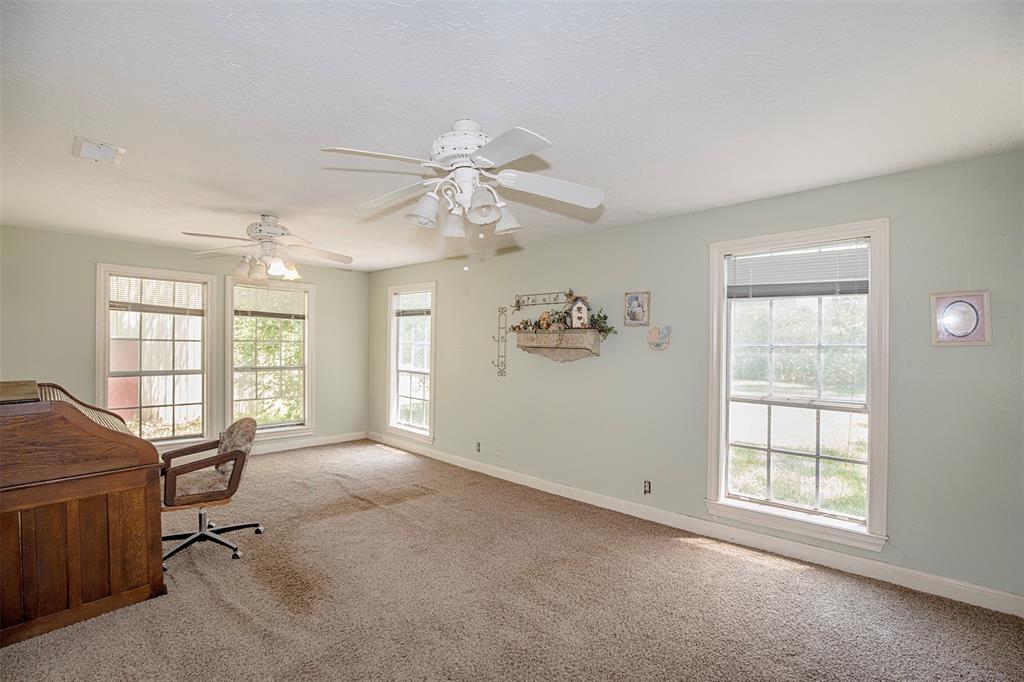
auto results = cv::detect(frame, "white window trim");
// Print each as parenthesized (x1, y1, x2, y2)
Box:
(386, 281, 437, 444)
(225, 276, 316, 440)
(705, 218, 890, 552)
(95, 263, 215, 449)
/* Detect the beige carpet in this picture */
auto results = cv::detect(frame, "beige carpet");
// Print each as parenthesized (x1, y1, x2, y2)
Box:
(2, 441, 1021, 681)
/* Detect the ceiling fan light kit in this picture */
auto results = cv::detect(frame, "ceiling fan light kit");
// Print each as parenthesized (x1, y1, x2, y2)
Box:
(323, 118, 605, 238)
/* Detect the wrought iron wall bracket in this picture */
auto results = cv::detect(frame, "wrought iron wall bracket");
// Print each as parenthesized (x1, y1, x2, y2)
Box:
(493, 289, 574, 377)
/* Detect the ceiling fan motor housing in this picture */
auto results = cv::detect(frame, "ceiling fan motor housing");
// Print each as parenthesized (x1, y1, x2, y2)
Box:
(430, 119, 490, 166)
(246, 214, 291, 240)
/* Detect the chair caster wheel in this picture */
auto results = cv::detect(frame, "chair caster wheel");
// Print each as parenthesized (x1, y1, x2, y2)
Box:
(255, 526, 264, 535)
(162, 563, 168, 572)
(207, 522, 216, 528)
(232, 550, 243, 560)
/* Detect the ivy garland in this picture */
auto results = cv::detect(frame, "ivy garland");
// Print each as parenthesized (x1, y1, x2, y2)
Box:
(510, 306, 618, 340)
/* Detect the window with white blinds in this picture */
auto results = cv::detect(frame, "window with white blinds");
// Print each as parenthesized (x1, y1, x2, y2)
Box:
(727, 239, 869, 299)
(388, 283, 435, 440)
(228, 281, 313, 431)
(99, 266, 213, 442)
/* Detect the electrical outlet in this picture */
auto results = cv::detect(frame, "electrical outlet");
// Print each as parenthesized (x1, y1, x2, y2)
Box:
(643, 480, 651, 495)
(475, 441, 481, 453)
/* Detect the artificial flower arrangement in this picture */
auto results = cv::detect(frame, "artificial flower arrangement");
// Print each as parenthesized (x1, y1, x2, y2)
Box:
(510, 305, 617, 340)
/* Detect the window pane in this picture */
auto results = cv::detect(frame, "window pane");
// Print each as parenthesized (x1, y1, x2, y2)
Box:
(396, 292, 431, 310)
(281, 319, 304, 342)
(141, 313, 173, 340)
(413, 345, 428, 370)
(822, 348, 866, 401)
(256, 398, 302, 425)
(410, 373, 428, 400)
(730, 299, 769, 346)
(174, 404, 203, 436)
(110, 340, 140, 372)
(141, 340, 172, 371)
(257, 371, 282, 399)
(772, 298, 818, 346)
(174, 315, 202, 340)
(174, 341, 202, 370)
(770, 405, 816, 454)
(408, 399, 427, 428)
(822, 295, 866, 346)
(110, 310, 140, 338)
(107, 376, 139, 409)
(175, 375, 203, 404)
(770, 453, 816, 507)
(113, 408, 141, 435)
(398, 396, 411, 424)
(141, 375, 173, 407)
(413, 318, 428, 343)
(234, 341, 256, 368)
(728, 401, 767, 448)
(234, 316, 255, 341)
(819, 460, 868, 518)
(398, 372, 411, 397)
(772, 347, 817, 397)
(399, 344, 414, 369)
(141, 406, 173, 439)
(234, 399, 258, 419)
(727, 447, 767, 499)
(234, 371, 256, 400)
(281, 369, 303, 397)
(820, 411, 869, 461)
(281, 342, 303, 367)
(730, 348, 769, 395)
(257, 342, 280, 367)
(257, 317, 285, 342)
(399, 318, 416, 343)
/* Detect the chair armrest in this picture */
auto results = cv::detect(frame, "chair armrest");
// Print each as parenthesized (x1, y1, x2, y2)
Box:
(163, 450, 248, 508)
(160, 439, 221, 471)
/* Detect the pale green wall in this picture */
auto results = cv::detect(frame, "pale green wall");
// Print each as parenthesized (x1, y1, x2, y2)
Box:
(0, 226, 369, 440)
(368, 151, 1024, 596)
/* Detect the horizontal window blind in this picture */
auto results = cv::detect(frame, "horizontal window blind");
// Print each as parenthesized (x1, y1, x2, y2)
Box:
(394, 291, 432, 316)
(234, 285, 306, 319)
(109, 275, 204, 315)
(727, 239, 869, 299)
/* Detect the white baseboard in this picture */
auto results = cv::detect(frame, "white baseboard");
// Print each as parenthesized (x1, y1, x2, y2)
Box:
(368, 431, 1024, 619)
(253, 430, 367, 455)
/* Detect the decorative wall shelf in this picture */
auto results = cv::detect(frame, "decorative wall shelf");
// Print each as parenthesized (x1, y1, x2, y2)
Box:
(515, 329, 601, 362)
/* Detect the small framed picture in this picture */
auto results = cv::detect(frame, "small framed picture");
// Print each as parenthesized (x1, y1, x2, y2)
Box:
(624, 291, 650, 326)
(930, 290, 990, 345)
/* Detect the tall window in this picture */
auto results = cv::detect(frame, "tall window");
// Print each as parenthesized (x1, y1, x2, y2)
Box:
(228, 280, 313, 432)
(98, 265, 213, 442)
(707, 222, 889, 551)
(388, 283, 435, 440)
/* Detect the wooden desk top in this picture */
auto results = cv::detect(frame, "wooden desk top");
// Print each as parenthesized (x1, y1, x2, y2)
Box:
(0, 380, 40, 405)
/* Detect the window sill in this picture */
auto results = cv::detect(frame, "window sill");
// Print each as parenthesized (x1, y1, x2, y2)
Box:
(254, 425, 314, 442)
(153, 436, 211, 454)
(386, 424, 433, 445)
(705, 498, 887, 552)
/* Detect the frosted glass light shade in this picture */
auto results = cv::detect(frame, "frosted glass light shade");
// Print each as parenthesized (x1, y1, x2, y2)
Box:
(493, 205, 523, 234)
(406, 193, 439, 227)
(467, 188, 500, 225)
(441, 210, 466, 238)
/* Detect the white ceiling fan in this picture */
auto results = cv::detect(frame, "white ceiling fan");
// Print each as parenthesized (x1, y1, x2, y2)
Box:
(184, 214, 353, 280)
(322, 119, 604, 237)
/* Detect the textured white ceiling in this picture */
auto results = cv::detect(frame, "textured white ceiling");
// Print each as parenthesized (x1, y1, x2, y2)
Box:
(2, 2, 1021, 270)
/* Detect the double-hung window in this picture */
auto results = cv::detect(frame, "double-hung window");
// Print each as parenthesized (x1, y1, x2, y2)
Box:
(707, 221, 889, 551)
(387, 283, 435, 441)
(97, 264, 213, 443)
(227, 279, 314, 435)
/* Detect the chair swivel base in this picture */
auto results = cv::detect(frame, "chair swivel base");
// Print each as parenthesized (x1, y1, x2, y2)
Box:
(162, 508, 263, 570)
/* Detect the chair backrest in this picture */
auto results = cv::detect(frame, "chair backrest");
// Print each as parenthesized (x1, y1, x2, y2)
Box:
(218, 417, 258, 457)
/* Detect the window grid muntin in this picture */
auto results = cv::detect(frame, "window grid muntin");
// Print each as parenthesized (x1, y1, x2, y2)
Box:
(106, 275, 206, 441)
(725, 292, 869, 522)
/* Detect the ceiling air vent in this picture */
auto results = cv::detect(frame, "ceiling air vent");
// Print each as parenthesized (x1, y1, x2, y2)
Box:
(72, 137, 126, 165)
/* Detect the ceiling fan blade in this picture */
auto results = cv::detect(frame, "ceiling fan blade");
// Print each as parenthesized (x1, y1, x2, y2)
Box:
(290, 244, 354, 266)
(471, 127, 551, 168)
(356, 179, 435, 211)
(495, 169, 604, 209)
(182, 232, 255, 242)
(194, 244, 253, 256)
(322, 147, 432, 165)
(275, 233, 311, 246)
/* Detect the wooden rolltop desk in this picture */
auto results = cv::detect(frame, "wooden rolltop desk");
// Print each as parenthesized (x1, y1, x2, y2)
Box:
(0, 380, 166, 646)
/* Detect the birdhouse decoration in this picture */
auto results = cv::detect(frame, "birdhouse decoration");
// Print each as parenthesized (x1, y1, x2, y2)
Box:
(568, 296, 591, 328)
